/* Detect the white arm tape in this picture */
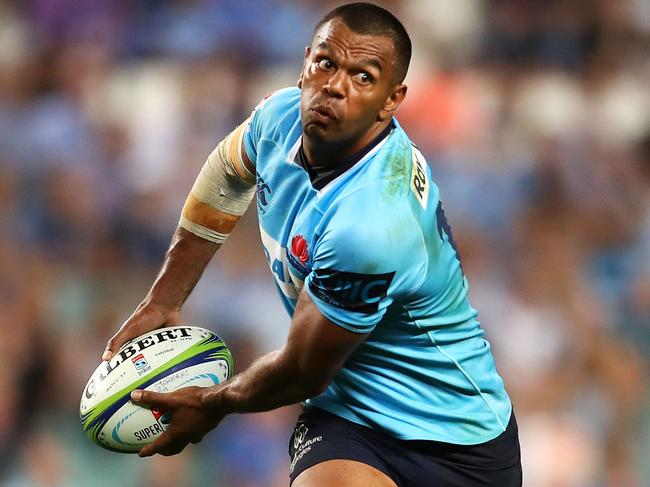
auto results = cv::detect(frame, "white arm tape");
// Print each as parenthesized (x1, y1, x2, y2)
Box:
(178, 217, 230, 244)
(191, 124, 255, 216)
(179, 121, 256, 244)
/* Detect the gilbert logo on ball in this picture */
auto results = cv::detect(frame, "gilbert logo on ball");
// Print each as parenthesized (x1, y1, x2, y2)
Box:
(79, 326, 233, 453)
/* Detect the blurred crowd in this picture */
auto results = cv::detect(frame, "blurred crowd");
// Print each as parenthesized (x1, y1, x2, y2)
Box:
(0, 0, 649, 486)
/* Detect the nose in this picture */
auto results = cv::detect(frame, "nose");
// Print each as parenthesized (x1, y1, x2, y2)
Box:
(323, 71, 345, 99)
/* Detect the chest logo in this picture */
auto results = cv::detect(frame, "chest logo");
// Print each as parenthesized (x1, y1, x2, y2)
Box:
(286, 234, 310, 282)
(291, 234, 309, 264)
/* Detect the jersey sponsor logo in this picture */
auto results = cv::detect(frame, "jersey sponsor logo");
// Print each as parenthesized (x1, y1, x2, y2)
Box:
(410, 146, 429, 209)
(309, 269, 395, 314)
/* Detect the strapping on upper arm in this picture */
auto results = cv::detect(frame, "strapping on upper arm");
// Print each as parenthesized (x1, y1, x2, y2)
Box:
(179, 119, 256, 244)
(221, 118, 255, 183)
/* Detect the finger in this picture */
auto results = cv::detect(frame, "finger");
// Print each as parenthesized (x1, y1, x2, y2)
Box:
(139, 432, 188, 457)
(103, 318, 154, 361)
(103, 308, 180, 361)
(190, 433, 205, 444)
(103, 327, 138, 361)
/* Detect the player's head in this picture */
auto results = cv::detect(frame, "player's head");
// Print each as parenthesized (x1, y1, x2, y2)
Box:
(299, 3, 411, 152)
(312, 3, 411, 84)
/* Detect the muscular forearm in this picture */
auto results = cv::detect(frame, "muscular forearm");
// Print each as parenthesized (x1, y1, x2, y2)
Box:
(205, 348, 325, 414)
(201, 293, 366, 415)
(145, 227, 220, 309)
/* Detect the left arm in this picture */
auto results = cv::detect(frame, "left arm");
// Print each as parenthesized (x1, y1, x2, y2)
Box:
(132, 289, 368, 457)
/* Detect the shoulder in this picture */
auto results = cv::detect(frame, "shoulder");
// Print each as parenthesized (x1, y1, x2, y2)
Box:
(325, 125, 438, 224)
(245, 87, 301, 162)
(316, 131, 441, 261)
(250, 87, 300, 127)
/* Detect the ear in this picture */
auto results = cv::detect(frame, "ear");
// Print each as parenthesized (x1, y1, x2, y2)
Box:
(377, 84, 408, 121)
(297, 46, 311, 89)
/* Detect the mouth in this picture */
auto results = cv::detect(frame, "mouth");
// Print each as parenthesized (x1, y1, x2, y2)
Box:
(310, 105, 337, 123)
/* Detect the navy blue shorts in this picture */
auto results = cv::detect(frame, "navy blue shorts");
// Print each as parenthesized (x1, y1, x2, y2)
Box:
(288, 407, 522, 486)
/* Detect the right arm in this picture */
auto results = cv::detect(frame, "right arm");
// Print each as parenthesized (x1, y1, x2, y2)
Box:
(103, 121, 256, 360)
(102, 227, 220, 361)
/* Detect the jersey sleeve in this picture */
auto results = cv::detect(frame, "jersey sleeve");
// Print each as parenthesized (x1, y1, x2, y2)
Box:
(305, 200, 426, 334)
(243, 87, 300, 165)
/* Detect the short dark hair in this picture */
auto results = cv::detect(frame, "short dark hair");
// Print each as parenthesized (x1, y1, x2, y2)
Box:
(313, 2, 412, 83)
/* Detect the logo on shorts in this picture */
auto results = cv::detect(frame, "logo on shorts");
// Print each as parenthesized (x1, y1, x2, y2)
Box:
(290, 423, 323, 474)
(293, 424, 309, 449)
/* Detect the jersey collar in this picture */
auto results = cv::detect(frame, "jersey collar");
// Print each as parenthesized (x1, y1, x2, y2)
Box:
(295, 120, 395, 191)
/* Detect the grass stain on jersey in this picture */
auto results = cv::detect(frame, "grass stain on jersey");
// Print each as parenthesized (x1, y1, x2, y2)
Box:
(381, 142, 411, 203)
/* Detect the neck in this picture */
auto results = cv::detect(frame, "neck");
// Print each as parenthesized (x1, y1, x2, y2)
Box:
(302, 119, 391, 168)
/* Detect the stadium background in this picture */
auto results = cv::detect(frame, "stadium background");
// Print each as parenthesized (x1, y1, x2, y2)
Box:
(1, 0, 649, 485)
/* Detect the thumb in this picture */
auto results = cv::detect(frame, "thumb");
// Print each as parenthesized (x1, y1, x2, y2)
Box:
(131, 389, 177, 410)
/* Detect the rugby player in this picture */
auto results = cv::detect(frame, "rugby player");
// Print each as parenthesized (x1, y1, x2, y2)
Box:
(103, 3, 522, 485)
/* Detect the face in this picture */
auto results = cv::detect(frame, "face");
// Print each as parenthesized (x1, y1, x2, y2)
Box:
(299, 19, 407, 152)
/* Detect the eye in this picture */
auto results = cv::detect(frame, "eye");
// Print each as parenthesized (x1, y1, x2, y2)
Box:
(317, 58, 335, 71)
(353, 72, 373, 85)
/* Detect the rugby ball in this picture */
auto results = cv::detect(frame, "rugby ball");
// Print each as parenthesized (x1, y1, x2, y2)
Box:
(80, 326, 233, 453)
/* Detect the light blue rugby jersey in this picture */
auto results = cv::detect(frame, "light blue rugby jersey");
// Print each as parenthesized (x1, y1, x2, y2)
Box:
(243, 87, 512, 444)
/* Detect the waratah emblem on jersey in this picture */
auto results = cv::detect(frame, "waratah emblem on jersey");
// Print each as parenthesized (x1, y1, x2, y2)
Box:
(291, 235, 309, 264)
